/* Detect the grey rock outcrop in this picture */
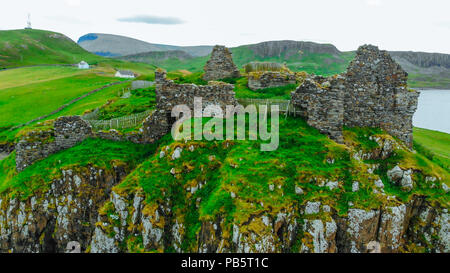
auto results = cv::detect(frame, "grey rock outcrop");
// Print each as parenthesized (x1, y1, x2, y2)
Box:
(203, 45, 240, 81)
(0, 164, 127, 253)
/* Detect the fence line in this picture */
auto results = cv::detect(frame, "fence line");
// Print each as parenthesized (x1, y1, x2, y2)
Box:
(82, 109, 154, 131)
(84, 98, 296, 131)
(237, 98, 299, 117)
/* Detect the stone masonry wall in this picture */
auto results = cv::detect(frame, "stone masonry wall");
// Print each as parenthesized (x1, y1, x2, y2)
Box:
(291, 75, 345, 143)
(291, 45, 419, 147)
(343, 45, 419, 146)
(203, 45, 241, 81)
(143, 69, 238, 143)
(248, 71, 297, 90)
(15, 116, 93, 172)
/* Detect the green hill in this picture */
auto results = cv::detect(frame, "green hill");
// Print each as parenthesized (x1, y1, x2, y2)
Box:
(117, 41, 355, 76)
(0, 29, 103, 68)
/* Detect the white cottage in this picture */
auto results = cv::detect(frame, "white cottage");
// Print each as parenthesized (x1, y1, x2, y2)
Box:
(115, 70, 136, 79)
(78, 61, 89, 69)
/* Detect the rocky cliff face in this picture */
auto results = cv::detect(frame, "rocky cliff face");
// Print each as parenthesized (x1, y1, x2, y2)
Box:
(390, 51, 450, 69)
(246, 40, 341, 58)
(117, 50, 194, 63)
(0, 123, 448, 253)
(0, 163, 129, 252)
(88, 134, 449, 253)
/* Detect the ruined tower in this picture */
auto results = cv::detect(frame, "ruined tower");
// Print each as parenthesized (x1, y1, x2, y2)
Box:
(203, 45, 241, 81)
(291, 45, 419, 147)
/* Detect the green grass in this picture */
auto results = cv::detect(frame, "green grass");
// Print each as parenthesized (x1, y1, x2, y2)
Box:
(0, 63, 156, 144)
(110, 116, 449, 252)
(408, 73, 450, 89)
(0, 29, 102, 68)
(96, 87, 157, 120)
(413, 127, 450, 171)
(143, 46, 353, 77)
(230, 77, 297, 99)
(0, 68, 123, 128)
(0, 138, 157, 198)
(165, 73, 298, 100)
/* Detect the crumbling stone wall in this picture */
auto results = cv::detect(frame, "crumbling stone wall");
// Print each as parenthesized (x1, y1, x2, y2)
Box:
(291, 75, 345, 143)
(143, 69, 238, 142)
(203, 45, 241, 81)
(291, 45, 419, 147)
(343, 45, 419, 146)
(15, 116, 93, 171)
(248, 71, 297, 90)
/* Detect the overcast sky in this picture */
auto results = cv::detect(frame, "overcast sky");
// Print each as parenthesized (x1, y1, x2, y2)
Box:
(1, 0, 449, 53)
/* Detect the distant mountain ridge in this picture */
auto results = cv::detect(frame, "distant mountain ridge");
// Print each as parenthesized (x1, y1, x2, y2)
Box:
(117, 50, 194, 63)
(245, 40, 341, 58)
(77, 33, 213, 57)
(78, 33, 450, 70)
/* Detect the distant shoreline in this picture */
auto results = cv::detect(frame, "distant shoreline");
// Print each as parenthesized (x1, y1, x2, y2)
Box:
(414, 88, 450, 91)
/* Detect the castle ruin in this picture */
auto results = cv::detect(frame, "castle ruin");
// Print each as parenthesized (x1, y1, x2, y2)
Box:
(143, 69, 238, 142)
(291, 45, 420, 147)
(14, 44, 420, 172)
(203, 45, 241, 81)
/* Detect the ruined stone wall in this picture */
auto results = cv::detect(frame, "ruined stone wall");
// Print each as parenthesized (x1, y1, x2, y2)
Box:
(248, 71, 296, 90)
(203, 45, 241, 81)
(291, 75, 345, 143)
(143, 69, 238, 142)
(343, 45, 419, 146)
(15, 116, 93, 171)
(291, 45, 419, 147)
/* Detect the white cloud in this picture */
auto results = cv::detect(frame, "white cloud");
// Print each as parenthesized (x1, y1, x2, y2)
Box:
(117, 15, 184, 25)
(65, 0, 81, 7)
(365, 0, 383, 7)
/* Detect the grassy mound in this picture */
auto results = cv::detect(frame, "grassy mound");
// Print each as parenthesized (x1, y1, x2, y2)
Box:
(0, 29, 101, 68)
(106, 117, 449, 252)
(0, 138, 157, 199)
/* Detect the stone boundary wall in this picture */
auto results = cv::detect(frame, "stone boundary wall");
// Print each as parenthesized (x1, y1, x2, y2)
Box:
(15, 116, 93, 171)
(248, 71, 296, 90)
(143, 69, 238, 143)
(15, 117, 150, 172)
(291, 45, 419, 147)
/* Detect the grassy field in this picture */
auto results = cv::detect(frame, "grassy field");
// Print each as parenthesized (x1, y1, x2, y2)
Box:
(0, 29, 102, 68)
(0, 66, 123, 128)
(0, 64, 155, 144)
(0, 138, 158, 196)
(413, 127, 450, 170)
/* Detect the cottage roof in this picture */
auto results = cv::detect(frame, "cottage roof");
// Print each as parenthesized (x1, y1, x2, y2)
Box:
(79, 61, 88, 65)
